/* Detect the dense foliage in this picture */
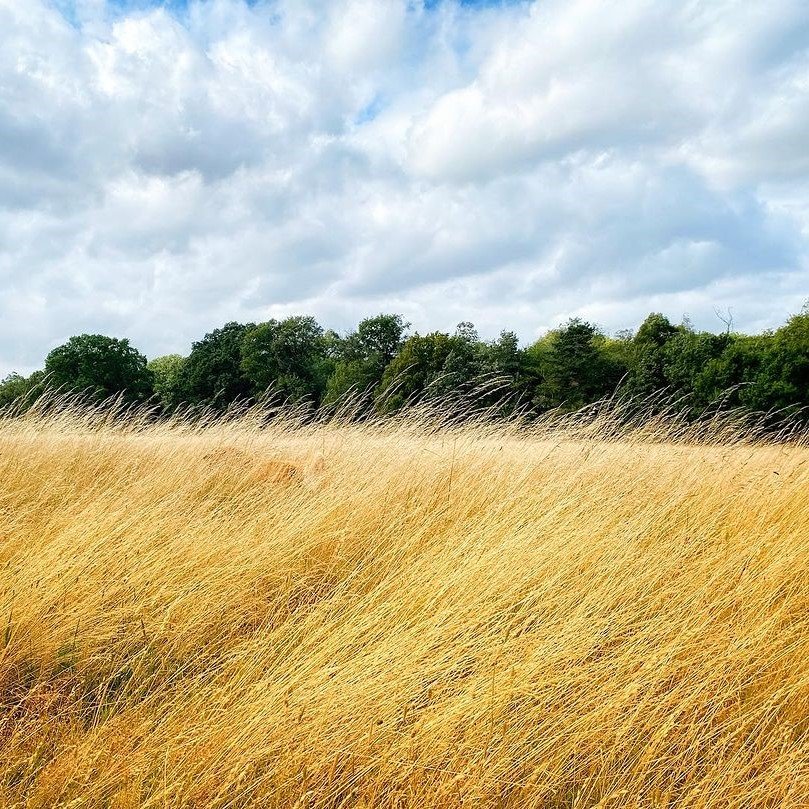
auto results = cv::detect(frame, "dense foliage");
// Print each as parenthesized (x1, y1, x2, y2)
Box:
(42, 334, 152, 403)
(2, 307, 809, 421)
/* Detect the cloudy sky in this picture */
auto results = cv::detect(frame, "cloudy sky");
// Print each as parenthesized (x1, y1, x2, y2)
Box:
(1, 0, 808, 373)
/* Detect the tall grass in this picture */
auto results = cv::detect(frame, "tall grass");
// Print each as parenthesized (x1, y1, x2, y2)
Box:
(0, 404, 807, 807)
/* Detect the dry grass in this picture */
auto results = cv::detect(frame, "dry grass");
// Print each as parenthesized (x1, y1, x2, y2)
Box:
(0, 407, 807, 808)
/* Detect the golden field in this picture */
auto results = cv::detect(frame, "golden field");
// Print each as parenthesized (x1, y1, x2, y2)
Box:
(0, 408, 807, 808)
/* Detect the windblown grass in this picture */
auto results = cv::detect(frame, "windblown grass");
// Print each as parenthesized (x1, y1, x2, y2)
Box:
(0, 405, 807, 807)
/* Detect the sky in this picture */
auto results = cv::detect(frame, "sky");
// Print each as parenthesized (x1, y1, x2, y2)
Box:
(1, 0, 808, 373)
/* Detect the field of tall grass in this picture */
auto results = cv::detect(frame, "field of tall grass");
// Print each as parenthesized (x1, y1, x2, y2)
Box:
(0, 406, 807, 807)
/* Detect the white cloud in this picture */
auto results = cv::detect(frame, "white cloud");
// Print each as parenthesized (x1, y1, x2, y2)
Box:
(0, 0, 807, 374)
(326, 0, 406, 74)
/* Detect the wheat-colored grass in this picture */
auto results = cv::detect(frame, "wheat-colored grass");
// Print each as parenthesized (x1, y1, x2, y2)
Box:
(0, 407, 807, 808)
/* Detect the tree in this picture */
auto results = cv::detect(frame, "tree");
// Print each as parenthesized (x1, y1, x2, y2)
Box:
(2, 308, 805, 426)
(323, 314, 408, 409)
(374, 324, 484, 414)
(0, 374, 29, 407)
(0, 371, 44, 409)
(661, 328, 732, 413)
(148, 354, 186, 410)
(44, 334, 152, 403)
(699, 334, 771, 412)
(769, 306, 809, 403)
(485, 331, 521, 379)
(177, 322, 253, 408)
(530, 319, 624, 410)
(742, 306, 809, 417)
(352, 314, 409, 369)
(432, 323, 485, 399)
(477, 330, 532, 411)
(375, 332, 455, 413)
(241, 316, 333, 404)
(628, 313, 682, 395)
(323, 358, 376, 411)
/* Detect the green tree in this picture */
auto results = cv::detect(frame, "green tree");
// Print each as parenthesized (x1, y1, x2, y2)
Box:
(479, 330, 533, 410)
(322, 358, 375, 409)
(44, 334, 152, 403)
(178, 322, 253, 408)
(352, 314, 409, 368)
(148, 354, 186, 410)
(485, 331, 521, 378)
(375, 332, 454, 413)
(440, 324, 524, 411)
(0, 371, 45, 409)
(769, 306, 809, 403)
(661, 328, 732, 413)
(241, 316, 333, 404)
(324, 314, 408, 409)
(702, 334, 771, 412)
(628, 313, 682, 395)
(743, 306, 809, 416)
(374, 324, 484, 414)
(0, 374, 29, 407)
(434, 322, 485, 399)
(529, 319, 624, 410)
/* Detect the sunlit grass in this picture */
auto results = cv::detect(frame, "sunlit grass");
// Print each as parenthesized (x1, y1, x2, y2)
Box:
(0, 404, 807, 807)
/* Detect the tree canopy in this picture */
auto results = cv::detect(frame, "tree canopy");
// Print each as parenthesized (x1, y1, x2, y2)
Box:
(177, 322, 254, 408)
(43, 334, 152, 403)
(148, 354, 186, 410)
(241, 316, 334, 404)
(2, 305, 809, 426)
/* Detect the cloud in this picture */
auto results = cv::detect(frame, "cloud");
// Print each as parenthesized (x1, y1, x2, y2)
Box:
(0, 0, 807, 374)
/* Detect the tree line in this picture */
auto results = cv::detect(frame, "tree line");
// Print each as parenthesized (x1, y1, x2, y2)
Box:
(1, 307, 808, 422)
